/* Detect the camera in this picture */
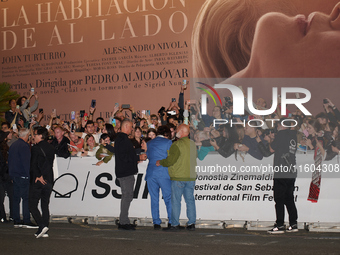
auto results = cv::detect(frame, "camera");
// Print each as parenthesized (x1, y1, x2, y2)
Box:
(158, 107, 165, 116)
(323, 99, 329, 104)
(224, 96, 233, 108)
(331, 140, 337, 147)
(263, 129, 275, 136)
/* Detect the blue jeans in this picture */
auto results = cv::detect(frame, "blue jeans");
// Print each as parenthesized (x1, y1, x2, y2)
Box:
(12, 176, 30, 223)
(147, 177, 172, 225)
(171, 181, 196, 226)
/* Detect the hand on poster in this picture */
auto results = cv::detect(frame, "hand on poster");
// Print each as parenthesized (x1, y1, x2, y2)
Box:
(112, 104, 119, 115)
(55, 115, 61, 125)
(89, 107, 96, 115)
(323, 98, 335, 109)
(184, 100, 190, 110)
(128, 105, 135, 113)
(50, 110, 56, 119)
(180, 80, 188, 93)
(37, 111, 44, 123)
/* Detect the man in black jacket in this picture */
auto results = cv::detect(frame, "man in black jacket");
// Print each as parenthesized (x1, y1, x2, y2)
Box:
(29, 127, 55, 238)
(115, 119, 147, 230)
(51, 125, 70, 159)
(267, 119, 298, 234)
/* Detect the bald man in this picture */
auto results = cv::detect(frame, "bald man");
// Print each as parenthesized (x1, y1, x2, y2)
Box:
(115, 119, 147, 230)
(156, 124, 197, 231)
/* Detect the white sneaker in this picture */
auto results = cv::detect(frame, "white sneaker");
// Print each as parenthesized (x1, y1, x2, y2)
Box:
(267, 225, 285, 234)
(286, 224, 298, 232)
(36, 227, 49, 239)
(35, 233, 49, 238)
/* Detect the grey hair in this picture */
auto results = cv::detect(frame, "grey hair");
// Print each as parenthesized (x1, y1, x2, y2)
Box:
(121, 118, 133, 128)
(18, 128, 30, 138)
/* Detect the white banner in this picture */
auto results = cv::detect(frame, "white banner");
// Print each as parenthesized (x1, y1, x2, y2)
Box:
(50, 153, 340, 223)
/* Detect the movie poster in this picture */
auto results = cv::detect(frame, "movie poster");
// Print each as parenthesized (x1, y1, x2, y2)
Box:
(1, 0, 205, 121)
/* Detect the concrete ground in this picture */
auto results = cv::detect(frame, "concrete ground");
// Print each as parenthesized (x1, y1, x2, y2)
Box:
(1, 222, 340, 255)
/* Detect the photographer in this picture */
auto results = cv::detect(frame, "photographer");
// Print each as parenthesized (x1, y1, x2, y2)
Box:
(183, 100, 203, 131)
(257, 128, 275, 157)
(17, 90, 39, 127)
(164, 84, 186, 125)
(325, 122, 340, 161)
(201, 106, 225, 128)
(210, 124, 239, 159)
(323, 98, 340, 124)
(242, 123, 267, 160)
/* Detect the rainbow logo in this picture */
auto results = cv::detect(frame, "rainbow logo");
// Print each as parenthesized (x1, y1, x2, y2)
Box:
(196, 82, 223, 106)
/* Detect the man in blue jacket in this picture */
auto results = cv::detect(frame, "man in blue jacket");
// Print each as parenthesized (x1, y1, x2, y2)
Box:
(8, 128, 36, 228)
(145, 125, 172, 230)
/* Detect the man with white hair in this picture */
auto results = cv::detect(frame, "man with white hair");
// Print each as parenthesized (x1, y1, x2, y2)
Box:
(8, 128, 37, 228)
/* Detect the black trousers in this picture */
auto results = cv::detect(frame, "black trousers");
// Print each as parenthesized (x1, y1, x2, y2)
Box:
(273, 178, 298, 226)
(29, 182, 52, 229)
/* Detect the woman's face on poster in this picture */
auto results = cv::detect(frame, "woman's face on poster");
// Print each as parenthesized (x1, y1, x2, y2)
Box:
(244, 2, 340, 77)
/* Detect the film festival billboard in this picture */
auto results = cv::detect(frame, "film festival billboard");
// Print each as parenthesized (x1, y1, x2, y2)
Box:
(1, 0, 203, 120)
(2, 0, 340, 223)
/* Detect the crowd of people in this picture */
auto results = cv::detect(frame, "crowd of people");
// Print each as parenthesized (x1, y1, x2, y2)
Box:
(0, 85, 199, 234)
(1, 79, 340, 235)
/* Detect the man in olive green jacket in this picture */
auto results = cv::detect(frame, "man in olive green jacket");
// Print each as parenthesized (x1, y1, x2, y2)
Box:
(156, 124, 197, 231)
